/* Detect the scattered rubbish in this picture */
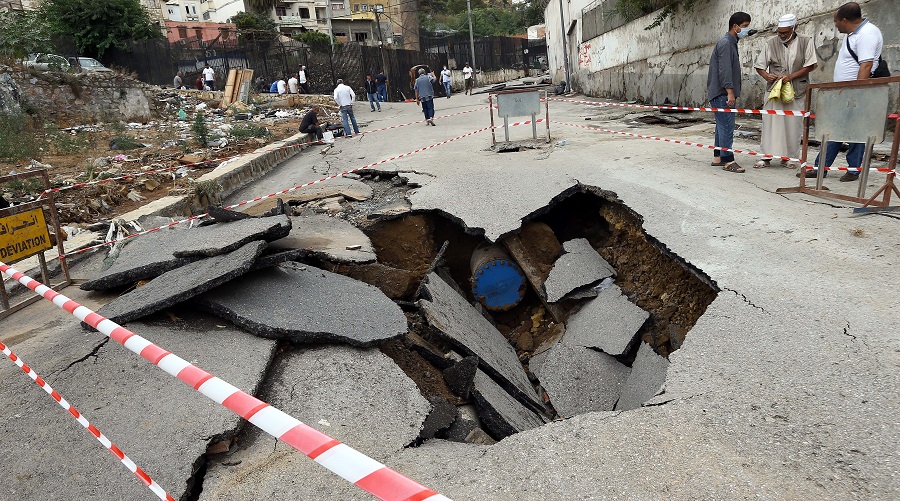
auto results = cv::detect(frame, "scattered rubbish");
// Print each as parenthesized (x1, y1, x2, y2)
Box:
(556, 140, 568, 146)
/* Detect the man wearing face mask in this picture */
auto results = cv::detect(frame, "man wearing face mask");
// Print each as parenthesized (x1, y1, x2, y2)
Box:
(753, 13, 817, 170)
(707, 11, 752, 173)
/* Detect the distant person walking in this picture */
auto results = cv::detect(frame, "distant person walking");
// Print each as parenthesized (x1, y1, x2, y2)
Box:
(298, 66, 310, 94)
(364, 74, 381, 112)
(375, 71, 388, 101)
(707, 11, 753, 173)
(173, 72, 185, 90)
(806, 2, 885, 182)
(288, 74, 299, 94)
(202, 64, 216, 91)
(463, 62, 474, 95)
(753, 13, 817, 170)
(441, 65, 452, 98)
(414, 68, 437, 126)
(299, 105, 325, 140)
(333, 79, 360, 137)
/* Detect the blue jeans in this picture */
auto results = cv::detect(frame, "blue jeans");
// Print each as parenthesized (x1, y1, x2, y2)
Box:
(443, 81, 451, 97)
(710, 95, 735, 163)
(376, 84, 387, 102)
(340, 105, 359, 136)
(421, 97, 434, 120)
(367, 92, 380, 111)
(813, 141, 865, 177)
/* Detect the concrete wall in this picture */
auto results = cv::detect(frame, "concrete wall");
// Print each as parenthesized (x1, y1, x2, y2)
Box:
(0, 66, 155, 124)
(545, 0, 899, 107)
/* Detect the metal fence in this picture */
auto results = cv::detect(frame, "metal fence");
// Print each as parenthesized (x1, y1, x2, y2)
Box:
(421, 34, 526, 71)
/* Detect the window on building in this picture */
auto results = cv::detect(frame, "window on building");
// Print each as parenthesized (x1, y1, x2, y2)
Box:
(353, 4, 358, 11)
(361, 4, 368, 11)
(178, 26, 188, 38)
(195, 28, 203, 39)
(375, 4, 383, 12)
(202, 11, 210, 19)
(184, 5, 190, 14)
(299, 7, 310, 17)
(354, 32, 368, 42)
(334, 32, 346, 38)
(275, 6, 286, 16)
(332, 2, 344, 10)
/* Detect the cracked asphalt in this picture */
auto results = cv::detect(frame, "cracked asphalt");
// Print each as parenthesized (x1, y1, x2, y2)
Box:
(1, 87, 898, 499)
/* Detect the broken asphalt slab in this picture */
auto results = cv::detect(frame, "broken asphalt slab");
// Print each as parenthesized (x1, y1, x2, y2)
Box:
(419, 272, 542, 411)
(471, 370, 546, 440)
(531, 342, 630, 417)
(80, 227, 197, 291)
(200, 345, 429, 500)
(543, 238, 615, 302)
(237, 178, 373, 217)
(196, 263, 406, 347)
(564, 284, 649, 356)
(94, 241, 265, 325)
(616, 342, 670, 411)
(170, 214, 291, 258)
(0, 314, 276, 500)
(267, 214, 376, 263)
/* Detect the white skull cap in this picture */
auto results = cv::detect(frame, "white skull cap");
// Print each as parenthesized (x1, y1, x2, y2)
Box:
(777, 14, 797, 28)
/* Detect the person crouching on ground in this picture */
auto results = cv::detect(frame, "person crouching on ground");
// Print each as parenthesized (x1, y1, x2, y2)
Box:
(333, 79, 360, 137)
(707, 11, 752, 173)
(299, 105, 325, 141)
(365, 74, 381, 112)
(414, 68, 437, 126)
(753, 13, 817, 170)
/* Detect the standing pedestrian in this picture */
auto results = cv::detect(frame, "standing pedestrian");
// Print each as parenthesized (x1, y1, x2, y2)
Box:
(298, 65, 310, 94)
(202, 64, 216, 91)
(463, 62, 474, 95)
(374, 71, 388, 102)
(414, 68, 437, 126)
(288, 74, 299, 94)
(441, 65, 452, 98)
(707, 11, 753, 173)
(805, 2, 884, 181)
(333, 79, 360, 137)
(753, 13, 817, 170)
(173, 71, 185, 90)
(364, 74, 381, 112)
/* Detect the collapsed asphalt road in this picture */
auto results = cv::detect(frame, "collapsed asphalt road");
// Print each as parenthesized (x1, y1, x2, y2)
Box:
(1, 91, 898, 500)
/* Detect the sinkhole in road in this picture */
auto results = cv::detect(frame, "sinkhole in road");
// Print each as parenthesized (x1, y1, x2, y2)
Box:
(315, 182, 719, 443)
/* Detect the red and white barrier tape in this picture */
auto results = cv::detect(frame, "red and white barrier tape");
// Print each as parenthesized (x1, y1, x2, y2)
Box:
(39, 106, 489, 198)
(0, 263, 451, 501)
(495, 118, 546, 128)
(547, 97, 811, 117)
(0, 340, 174, 501)
(557, 121, 898, 173)
(61, 126, 490, 259)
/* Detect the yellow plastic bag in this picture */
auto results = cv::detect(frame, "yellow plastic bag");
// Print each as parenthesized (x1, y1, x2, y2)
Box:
(780, 80, 795, 104)
(768, 79, 783, 102)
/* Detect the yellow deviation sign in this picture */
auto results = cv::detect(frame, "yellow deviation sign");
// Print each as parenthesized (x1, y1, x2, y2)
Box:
(0, 207, 52, 262)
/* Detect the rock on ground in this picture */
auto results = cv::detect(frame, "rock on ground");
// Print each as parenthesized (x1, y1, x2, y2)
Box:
(95, 241, 265, 325)
(564, 284, 649, 356)
(419, 272, 542, 410)
(543, 238, 615, 302)
(200, 345, 430, 500)
(0, 314, 276, 501)
(170, 214, 291, 258)
(268, 214, 376, 263)
(196, 263, 406, 347)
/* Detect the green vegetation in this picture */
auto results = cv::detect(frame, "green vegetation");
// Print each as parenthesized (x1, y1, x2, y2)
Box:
(109, 136, 144, 150)
(614, 0, 704, 30)
(47, 130, 92, 155)
(0, 10, 54, 61)
(42, 0, 160, 58)
(420, 0, 547, 36)
(229, 123, 269, 140)
(231, 11, 278, 42)
(191, 112, 211, 147)
(3, 178, 44, 195)
(293, 31, 339, 52)
(0, 114, 42, 162)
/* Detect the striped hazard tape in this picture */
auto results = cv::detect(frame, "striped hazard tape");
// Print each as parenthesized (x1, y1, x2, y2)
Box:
(556, 121, 898, 174)
(547, 97, 811, 117)
(0, 262, 451, 501)
(0, 340, 174, 501)
(39, 106, 489, 199)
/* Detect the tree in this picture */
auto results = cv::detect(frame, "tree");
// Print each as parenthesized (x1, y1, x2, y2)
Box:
(0, 10, 54, 61)
(43, 0, 160, 58)
(293, 31, 337, 52)
(243, 0, 278, 14)
(230, 11, 278, 32)
(614, 0, 705, 30)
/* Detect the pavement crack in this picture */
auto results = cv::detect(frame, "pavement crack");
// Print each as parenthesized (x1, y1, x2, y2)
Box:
(722, 287, 769, 314)
(50, 338, 109, 377)
(842, 321, 856, 341)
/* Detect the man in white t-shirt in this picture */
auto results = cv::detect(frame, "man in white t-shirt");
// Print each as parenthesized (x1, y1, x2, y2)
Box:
(276, 77, 287, 95)
(810, 2, 884, 182)
(333, 79, 360, 137)
(288, 75, 298, 94)
(441, 65, 452, 98)
(202, 65, 216, 91)
(298, 66, 309, 94)
(463, 63, 473, 95)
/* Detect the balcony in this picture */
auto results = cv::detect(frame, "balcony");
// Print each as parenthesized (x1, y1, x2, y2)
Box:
(278, 16, 318, 28)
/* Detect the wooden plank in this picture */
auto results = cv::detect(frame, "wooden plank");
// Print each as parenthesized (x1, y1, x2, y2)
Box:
(502, 234, 565, 324)
(220, 69, 237, 108)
